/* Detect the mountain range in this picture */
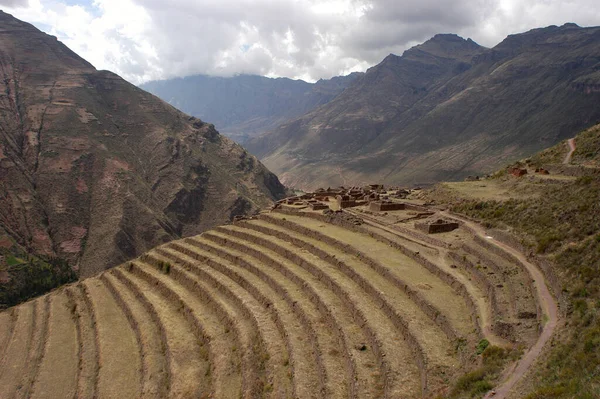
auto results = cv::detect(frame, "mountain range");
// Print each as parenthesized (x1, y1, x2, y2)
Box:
(0, 10, 285, 288)
(246, 24, 600, 190)
(141, 72, 361, 143)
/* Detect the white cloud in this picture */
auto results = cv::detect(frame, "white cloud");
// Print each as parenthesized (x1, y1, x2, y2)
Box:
(2, 0, 600, 84)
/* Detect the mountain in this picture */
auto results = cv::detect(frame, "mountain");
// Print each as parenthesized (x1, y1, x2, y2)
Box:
(140, 72, 361, 143)
(247, 25, 600, 190)
(0, 10, 286, 294)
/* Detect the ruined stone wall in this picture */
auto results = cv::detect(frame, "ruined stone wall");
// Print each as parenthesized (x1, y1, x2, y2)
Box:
(414, 222, 459, 234)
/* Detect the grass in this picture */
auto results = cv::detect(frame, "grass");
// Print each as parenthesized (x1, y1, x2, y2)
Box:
(5, 255, 25, 267)
(1, 251, 76, 309)
(528, 123, 600, 166)
(437, 172, 600, 397)
(428, 124, 600, 397)
(446, 345, 518, 398)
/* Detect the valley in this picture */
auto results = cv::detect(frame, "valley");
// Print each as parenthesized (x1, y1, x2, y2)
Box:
(0, 7, 598, 399)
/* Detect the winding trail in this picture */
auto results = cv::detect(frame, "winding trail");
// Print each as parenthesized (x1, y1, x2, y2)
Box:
(346, 209, 508, 346)
(563, 138, 576, 164)
(440, 212, 559, 399)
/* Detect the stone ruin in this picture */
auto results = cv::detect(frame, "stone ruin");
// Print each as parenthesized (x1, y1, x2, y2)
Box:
(336, 195, 357, 209)
(369, 200, 405, 212)
(276, 184, 421, 212)
(509, 168, 528, 177)
(306, 199, 329, 210)
(415, 218, 459, 234)
(535, 167, 550, 175)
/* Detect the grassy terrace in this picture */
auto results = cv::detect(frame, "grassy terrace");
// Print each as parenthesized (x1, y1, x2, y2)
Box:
(0, 201, 544, 398)
(431, 124, 600, 398)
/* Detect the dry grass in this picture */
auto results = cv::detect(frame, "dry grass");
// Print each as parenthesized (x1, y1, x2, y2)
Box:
(0, 204, 549, 398)
(32, 293, 78, 399)
(428, 130, 600, 397)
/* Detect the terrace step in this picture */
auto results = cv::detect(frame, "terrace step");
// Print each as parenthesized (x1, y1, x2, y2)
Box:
(202, 226, 421, 398)
(0, 300, 36, 398)
(264, 212, 475, 339)
(19, 296, 51, 399)
(154, 246, 295, 397)
(187, 232, 385, 398)
(0, 309, 17, 365)
(182, 237, 353, 398)
(237, 219, 460, 390)
(67, 284, 100, 399)
(31, 292, 79, 399)
(114, 266, 211, 398)
(83, 279, 142, 398)
(102, 272, 170, 397)
(466, 240, 540, 344)
(129, 259, 243, 398)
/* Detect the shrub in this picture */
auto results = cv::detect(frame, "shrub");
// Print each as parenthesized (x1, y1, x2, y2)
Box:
(476, 339, 490, 355)
(1, 254, 76, 308)
(453, 369, 486, 393)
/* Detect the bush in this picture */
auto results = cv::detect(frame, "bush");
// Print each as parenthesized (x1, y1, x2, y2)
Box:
(1, 254, 76, 308)
(476, 339, 490, 355)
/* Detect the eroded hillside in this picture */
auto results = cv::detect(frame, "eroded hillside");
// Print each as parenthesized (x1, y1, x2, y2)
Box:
(0, 11, 286, 299)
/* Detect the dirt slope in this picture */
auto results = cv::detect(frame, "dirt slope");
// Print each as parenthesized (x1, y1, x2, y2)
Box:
(0, 11, 286, 288)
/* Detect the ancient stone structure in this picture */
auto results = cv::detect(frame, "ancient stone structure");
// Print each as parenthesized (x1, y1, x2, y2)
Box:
(369, 201, 406, 212)
(415, 219, 459, 234)
(336, 195, 357, 209)
(509, 168, 528, 177)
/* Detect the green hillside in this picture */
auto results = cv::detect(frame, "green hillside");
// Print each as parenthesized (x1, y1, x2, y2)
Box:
(431, 123, 600, 398)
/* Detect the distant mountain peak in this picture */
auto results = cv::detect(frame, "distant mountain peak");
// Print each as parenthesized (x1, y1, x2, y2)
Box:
(399, 33, 483, 62)
(430, 33, 468, 42)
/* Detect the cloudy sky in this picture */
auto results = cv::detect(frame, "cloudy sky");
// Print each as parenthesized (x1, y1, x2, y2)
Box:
(1, 0, 599, 84)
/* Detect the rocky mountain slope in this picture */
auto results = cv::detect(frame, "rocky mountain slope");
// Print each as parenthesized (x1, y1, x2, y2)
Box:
(0, 10, 286, 294)
(141, 73, 361, 143)
(247, 25, 600, 190)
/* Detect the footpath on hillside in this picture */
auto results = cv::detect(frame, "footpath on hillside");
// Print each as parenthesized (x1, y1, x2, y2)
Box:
(440, 212, 559, 399)
(563, 138, 576, 164)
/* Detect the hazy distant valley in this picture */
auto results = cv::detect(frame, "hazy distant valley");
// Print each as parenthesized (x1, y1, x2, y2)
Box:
(141, 73, 361, 144)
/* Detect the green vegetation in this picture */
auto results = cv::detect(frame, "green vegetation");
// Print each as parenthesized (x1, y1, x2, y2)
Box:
(448, 345, 518, 398)
(157, 260, 171, 274)
(530, 123, 600, 166)
(476, 339, 490, 355)
(1, 252, 77, 309)
(448, 174, 600, 397)
(452, 175, 600, 254)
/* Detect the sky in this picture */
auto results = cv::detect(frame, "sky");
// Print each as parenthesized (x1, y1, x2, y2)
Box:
(1, 0, 599, 84)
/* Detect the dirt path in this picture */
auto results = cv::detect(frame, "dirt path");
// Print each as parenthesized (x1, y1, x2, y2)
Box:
(563, 138, 576, 164)
(440, 212, 559, 399)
